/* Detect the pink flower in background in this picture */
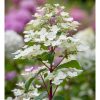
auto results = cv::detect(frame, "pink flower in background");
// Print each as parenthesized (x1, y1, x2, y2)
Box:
(5, 20, 24, 33)
(5, 71, 17, 81)
(19, 0, 36, 13)
(14, 9, 32, 24)
(70, 8, 87, 21)
(5, 0, 46, 33)
(6, 9, 32, 24)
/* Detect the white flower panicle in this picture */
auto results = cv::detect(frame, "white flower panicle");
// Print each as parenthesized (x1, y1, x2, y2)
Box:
(13, 4, 80, 59)
(10, 4, 83, 100)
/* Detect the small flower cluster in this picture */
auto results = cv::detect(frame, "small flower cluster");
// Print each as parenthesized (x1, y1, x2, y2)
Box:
(46, 68, 82, 85)
(6, 82, 40, 100)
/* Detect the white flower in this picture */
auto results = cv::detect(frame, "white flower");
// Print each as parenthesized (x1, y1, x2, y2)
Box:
(67, 71, 78, 77)
(54, 4, 60, 7)
(46, 32, 56, 40)
(23, 98, 30, 100)
(12, 89, 24, 96)
(39, 28, 48, 41)
(59, 35, 67, 40)
(50, 25, 60, 34)
(52, 40, 61, 46)
(46, 13, 53, 17)
(32, 89, 40, 96)
(28, 19, 41, 26)
(16, 82, 25, 88)
(64, 17, 73, 22)
(36, 84, 41, 88)
(61, 12, 69, 16)
(52, 71, 67, 85)
(61, 23, 68, 28)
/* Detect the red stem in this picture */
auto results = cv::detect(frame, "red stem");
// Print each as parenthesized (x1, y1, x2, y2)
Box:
(49, 80, 53, 100)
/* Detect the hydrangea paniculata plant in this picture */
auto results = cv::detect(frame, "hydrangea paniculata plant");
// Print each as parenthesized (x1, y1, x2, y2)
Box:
(7, 4, 83, 100)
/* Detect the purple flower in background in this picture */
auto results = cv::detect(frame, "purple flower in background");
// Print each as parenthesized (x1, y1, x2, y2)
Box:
(15, 9, 32, 24)
(19, 0, 36, 14)
(70, 8, 87, 21)
(6, 9, 32, 24)
(5, 20, 24, 33)
(5, 0, 46, 33)
(5, 71, 17, 81)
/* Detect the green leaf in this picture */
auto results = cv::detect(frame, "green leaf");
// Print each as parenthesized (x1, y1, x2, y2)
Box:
(53, 96, 65, 100)
(57, 60, 82, 70)
(48, 52, 55, 64)
(34, 91, 47, 100)
(39, 52, 49, 61)
(38, 52, 55, 64)
(25, 68, 46, 92)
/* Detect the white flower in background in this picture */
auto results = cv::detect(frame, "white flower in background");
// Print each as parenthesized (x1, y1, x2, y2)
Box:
(75, 28, 95, 48)
(5, 30, 24, 58)
(75, 28, 95, 69)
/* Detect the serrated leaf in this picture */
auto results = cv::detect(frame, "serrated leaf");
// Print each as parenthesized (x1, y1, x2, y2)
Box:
(57, 60, 82, 70)
(25, 68, 46, 92)
(34, 91, 47, 100)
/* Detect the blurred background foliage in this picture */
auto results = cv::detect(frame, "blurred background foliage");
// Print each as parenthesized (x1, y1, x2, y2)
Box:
(5, 0, 95, 100)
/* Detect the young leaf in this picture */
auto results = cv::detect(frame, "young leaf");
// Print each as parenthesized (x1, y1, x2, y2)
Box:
(57, 60, 82, 70)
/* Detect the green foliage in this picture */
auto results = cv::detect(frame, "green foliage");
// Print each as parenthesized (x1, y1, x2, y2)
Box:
(57, 60, 82, 70)
(53, 95, 65, 100)
(48, 52, 55, 64)
(38, 52, 55, 64)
